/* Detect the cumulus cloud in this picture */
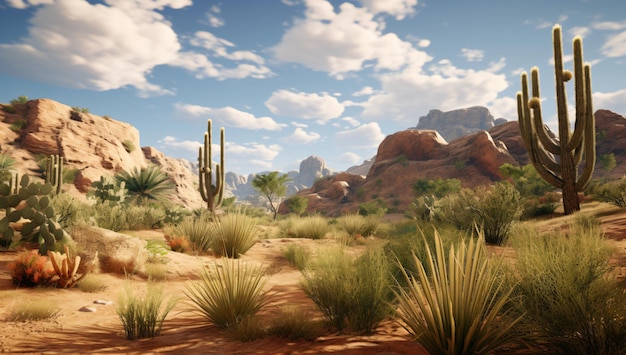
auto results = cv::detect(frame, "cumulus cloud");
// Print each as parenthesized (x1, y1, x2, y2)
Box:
(272, 0, 431, 76)
(361, 59, 509, 123)
(600, 30, 626, 58)
(174, 103, 285, 131)
(159, 136, 201, 154)
(335, 122, 385, 148)
(265, 89, 345, 122)
(226, 142, 282, 171)
(357, 0, 418, 20)
(339, 152, 362, 165)
(461, 48, 484, 62)
(594, 89, 626, 115)
(282, 127, 321, 144)
(352, 86, 374, 97)
(0, 0, 270, 96)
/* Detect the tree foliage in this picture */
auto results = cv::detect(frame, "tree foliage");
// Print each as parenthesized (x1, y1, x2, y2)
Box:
(251, 171, 290, 220)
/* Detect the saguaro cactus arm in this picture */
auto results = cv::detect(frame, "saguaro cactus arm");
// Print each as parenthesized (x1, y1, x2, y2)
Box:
(516, 24, 595, 215)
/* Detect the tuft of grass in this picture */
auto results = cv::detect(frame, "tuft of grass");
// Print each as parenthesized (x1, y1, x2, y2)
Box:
(226, 315, 267, 342)
(7, 300, 60, 322)
(301, 245, 394, 334)
(266, 306, 323, 341)
(335, 213, 380, 237)
(394, 231, 521, 354)
(280, 215, 330, 239)
(77, 274, 108, 293)
(185, 258, 269, 329)
(145, 263, 169, 281)
(282, 243, 311, 271)
(116, 284, 177, 340)
(164, 216, 212, 253)
(210, 212, 258, 258)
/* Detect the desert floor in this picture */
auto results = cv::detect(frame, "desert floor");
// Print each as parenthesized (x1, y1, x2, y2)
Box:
(1, 208, 625, 355)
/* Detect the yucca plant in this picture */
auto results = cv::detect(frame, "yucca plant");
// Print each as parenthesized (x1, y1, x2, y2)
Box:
(164, 216, 213, 253)
(116, 284, 177, 340)
(115, 165, 175, 203)
(210, 211, 258, 258)
(395, 231, 521, 354)
(184, 258, 269, 329)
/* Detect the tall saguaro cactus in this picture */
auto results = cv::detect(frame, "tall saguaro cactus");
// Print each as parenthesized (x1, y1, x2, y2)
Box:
(517, 24, 595, 215)
(198, 119, 225, 213)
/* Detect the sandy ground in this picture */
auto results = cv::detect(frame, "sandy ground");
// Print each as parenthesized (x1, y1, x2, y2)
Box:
(1, 209, 625, 355)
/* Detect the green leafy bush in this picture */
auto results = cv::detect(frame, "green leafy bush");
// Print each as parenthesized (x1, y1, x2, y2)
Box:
(2, 104, 17, 114)
(124, 205, 165, 230)
(0, 153, 16, 182)
(413, 177, 461, 198)
(301, 245, 394, 334)
(285, 196, 308, 215)
(592, 178, 626, 208)
(9, 119, 27, 132)
(116, 284, 177, 340)
(435, 182, 522, 245)
(507, 225, 626, 353)
(10, 95, 29, 105)
(395, 232, 521, 354)
(92, 203, 126, 231)
(185, 258, 269, 329)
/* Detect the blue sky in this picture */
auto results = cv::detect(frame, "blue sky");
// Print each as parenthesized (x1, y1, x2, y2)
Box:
(1, 0, 625, 176)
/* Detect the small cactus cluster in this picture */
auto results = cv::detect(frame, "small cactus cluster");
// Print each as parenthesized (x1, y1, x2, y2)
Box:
(89, 175, 127, 204)
(45, 154, 63, 195)
(0, 174, 66, 254)
(198, 119, 225, 213)
(48, 245, 97, 288)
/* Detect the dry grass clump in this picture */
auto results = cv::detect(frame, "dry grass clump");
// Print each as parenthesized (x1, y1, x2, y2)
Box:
(335, 213, 380, 237)
(279, 215, 330, 239)
(210, 212, 258, 258)
(7, 300, 60, 322)
(116, 284, 177, 340)
(163, 216, 213, 253)
(266, 306, 323, 341)
(77, 273, 108, 293)
(282, 243, 311, 270)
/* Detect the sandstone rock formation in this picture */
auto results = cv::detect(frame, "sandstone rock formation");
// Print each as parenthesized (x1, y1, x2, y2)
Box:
(416, 106, 499, 141)
(0, 98, 203, 209)
(595, 109, 626, 178)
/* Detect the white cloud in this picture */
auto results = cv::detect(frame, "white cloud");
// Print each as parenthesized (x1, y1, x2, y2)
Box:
(159, 136, 200, 154)
(352, 86, 374, 97)
(282, 128, 321, 144)
(361, 59, 509, 123)
(357, 0, 418, 20)
(417, 39, 430, 48)
(265, 89, 345, 122)
(226, 142, 282, 170)
(594, 89, 626, 116)
(600, 31, 626, 58)
(342, 116, 361, 127)
(174, 103, 285, 131)
(206, 5, 224, 27)
(461, 48, 484, 62)
(340, 152, 362, 165)
(592, 21, 626, 31)
(335, 122, 385, 148)
(6, 0, 53, 8)
(272, 0, 431, 76)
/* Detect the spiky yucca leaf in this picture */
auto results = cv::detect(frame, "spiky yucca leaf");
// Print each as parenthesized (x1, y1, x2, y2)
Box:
(115, 165, 175, 203)
(184, 258, 269, 329)
(210, 212, 258, 258)
(395, 231, 521, 354)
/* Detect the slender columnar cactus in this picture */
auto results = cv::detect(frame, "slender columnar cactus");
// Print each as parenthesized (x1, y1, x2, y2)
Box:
(517, 24, 595, 215)
(198, 119, 225, 213)
(45, 154, 63, 195)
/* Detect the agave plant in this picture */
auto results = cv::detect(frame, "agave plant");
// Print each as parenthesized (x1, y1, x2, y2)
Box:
(115, 165, 175, 204)
(395, 231, 522, 354)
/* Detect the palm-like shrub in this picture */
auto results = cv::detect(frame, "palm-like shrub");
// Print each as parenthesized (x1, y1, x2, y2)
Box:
(185, 258, 269, 329)
(116, 284, 177, 340)
(0, 153, 16, 182)
(210, 212, 258, 258)
(301, 245, 394, 334)
(508, 225, 626, 354)
(164, 216, 213, 253)
(395, 231, 521, 354)
(115, 165, 175, 203)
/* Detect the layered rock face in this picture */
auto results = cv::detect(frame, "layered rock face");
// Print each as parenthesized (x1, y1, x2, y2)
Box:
(416, 106, 498, 141)
(0, 98, 203, 209)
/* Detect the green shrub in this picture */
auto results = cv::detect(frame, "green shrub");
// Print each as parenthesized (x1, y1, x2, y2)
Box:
(395, 231, 521, 354)
(116, 284, 177, 340)
(2, 104, 17, 114)
(266, 306, 323, 340)
(499, 163, 555, 197)
(413, 178, 461, 198)
(301, 245, 394, 334)
(185, 258, 269, 329)
(124, 205, 165, 230)
(280, 214, 329, 239)
(210, 211, 258, 258)
(592, 178, 626, 208)
(145, 239, 170, 264)
(357, 199, 387, 216)
(71, 106, 90, 113)
(282, 243, 311, 270)
(122, 139, 136, 153)
(145, 263, 169, 282)
(92, 203, 126, 231)
(285, 196, 308, 215)
(7, 300, 60, 322)
(9, 119, 27, 132)
(507, 226, 626, 353)
(435, 182, 522, 245)
(51, 192, 85, 228)
(10, 95, 29, 105)
(164, 216, 212, 253)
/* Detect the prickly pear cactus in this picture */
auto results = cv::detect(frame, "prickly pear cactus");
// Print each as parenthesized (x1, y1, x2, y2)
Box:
(0, 174, 66, 254)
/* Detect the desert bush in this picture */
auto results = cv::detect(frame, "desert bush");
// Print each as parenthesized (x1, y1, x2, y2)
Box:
(226, 315, 267, 342)
(499, 163, 555, 197)
(122, 139, 136, 153)
(9, 119, 27, 132)
(413, 177, 462, 198)
(266, 306, 323, 341)
(395, 231, 521, 354)
(164, 234, 191, 253)
(435, 182, 522, 245)
(50, 192, 86, 228)
(507, 226, 626, 354)
(282, 243, 310, 270)
(0, 153, 16, 182)
(210, 211, 258, 258)
(280, 214, 330, 239)
(77, 274, 108, 293)
(301, 245, 394, 334)
(357, 199, 388, 216)
(336, 212, 380, 237)
(10, 96, 29, 105)
(6, 300, 60, 322)
(145, 239, 169, 264)
(116, 284, 177, 340)
(8, 250, 54, 287)
(2, 104, 17, 113)
(185, 258, 269, 329)
(164, 216, 212, 253)
(124, 204, 165, 230)
(592, 178, 626, 208)
(285, 196, 308, 216)
(144, 263, 169, 282)
(92, 203, 126, 231)
(115, 165, 175, 204)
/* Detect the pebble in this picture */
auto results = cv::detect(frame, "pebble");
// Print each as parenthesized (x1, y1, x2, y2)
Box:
(79, 306, 97, 313)
(94, 299, 113, 305)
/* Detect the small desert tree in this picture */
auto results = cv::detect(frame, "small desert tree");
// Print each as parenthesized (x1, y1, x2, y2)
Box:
(252, 171, 290, 220)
